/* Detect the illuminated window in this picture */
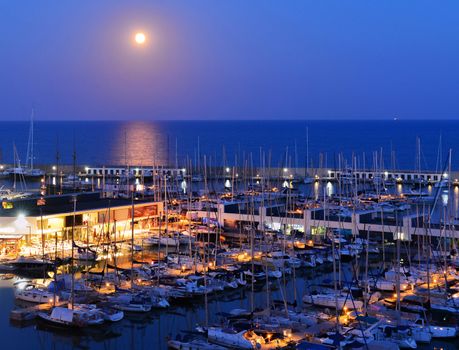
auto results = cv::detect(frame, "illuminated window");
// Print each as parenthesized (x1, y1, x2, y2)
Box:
(2, 202, 13, 209)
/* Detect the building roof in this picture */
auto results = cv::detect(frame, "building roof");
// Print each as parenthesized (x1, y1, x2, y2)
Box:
(0, 192, 158, 218)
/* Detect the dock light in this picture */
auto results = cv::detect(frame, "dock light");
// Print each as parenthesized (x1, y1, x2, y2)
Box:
(85, 167, 89, 172)
(17, 213, 25, 219)
(442, 192, 449, 206)
(52, 166, 56, 171)
(283, 168, 288, 172)
(225, 167, 230, 173)
(236, 173, 239, 177)
(0, 165, 3, 170)
(49, 298, 53, 303)
(182, 168, 186, 173)
(443, 172, 448, 178)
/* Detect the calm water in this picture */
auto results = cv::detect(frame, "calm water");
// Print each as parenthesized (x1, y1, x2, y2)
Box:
(2, 263, 459, 350)
(2, 267, 311, 350)
(0, 120, 458, 169)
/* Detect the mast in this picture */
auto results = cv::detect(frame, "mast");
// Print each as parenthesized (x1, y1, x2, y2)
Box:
(328, 185, 340, 334)
(175, 137, 178, 170)
(131, 191, 135, 290)
(31, 109, 34, 170)
(395, 218, 401, 323)
(203, 155, 209, 327)
(164, 174, 169, 255)
(26, 109, 34, 170)
(56, 135, 60, 195)
(125, 131, 129, 196)
(72, 135, 77, 192)
(70, 195, 77, 310)
(12, 144, 17, 192)
(306, 126, 309, 177)
(197, 136, 201, 174)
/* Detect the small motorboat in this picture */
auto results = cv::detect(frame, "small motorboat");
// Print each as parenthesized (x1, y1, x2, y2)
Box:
(113, 302, 152, 313)
(168, 339, 227, 350)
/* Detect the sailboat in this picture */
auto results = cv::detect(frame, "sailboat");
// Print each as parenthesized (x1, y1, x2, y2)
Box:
(15, 283, 57, 304)
(38, 306, 88, 328)
(7, 109, 45, 179)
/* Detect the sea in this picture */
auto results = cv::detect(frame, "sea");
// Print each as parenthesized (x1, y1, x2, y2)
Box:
(1, 120, 459, 349)
(0, 120, 458, 170)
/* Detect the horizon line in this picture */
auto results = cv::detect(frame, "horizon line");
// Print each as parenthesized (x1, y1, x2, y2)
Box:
(0, 118, 459, 122)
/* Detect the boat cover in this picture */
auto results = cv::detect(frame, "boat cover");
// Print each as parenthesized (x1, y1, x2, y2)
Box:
(50, 307, 73, 322)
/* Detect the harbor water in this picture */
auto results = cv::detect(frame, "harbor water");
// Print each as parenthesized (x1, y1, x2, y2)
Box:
(2, 257, 459, 349)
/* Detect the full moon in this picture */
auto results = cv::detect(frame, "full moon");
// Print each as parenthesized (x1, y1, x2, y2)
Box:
(135, 32, 146, 44)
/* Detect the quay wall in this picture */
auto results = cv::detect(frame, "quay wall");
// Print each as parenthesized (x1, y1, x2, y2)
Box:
(2, 162, 458, 182)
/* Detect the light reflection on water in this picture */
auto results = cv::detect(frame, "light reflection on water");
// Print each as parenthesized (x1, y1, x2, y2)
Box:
(3, 268, 311, 350)
(2, 263, 458, 350)
(110, 121, 168, 166)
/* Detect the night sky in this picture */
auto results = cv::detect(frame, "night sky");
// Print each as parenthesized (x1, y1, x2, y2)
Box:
(1, 1, 459, 120)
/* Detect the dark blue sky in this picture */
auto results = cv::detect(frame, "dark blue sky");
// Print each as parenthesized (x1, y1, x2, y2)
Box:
(1, 1, 459, 120)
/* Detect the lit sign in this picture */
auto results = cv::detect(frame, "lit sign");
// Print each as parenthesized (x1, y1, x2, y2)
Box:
(2, 202, 13, 209)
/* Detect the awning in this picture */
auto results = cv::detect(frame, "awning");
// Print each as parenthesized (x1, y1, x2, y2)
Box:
(0, 234, 24, 240)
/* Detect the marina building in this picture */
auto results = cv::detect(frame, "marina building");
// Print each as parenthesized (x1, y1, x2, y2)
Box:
(0, 192, 163, 255)
(191, 197, 457, 242)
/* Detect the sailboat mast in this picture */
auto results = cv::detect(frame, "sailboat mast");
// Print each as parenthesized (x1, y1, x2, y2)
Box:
(70, 195, 77, 309)
(164, 174, 169, 256)
(306, 126, 309, 177)
(25, 109, 35, 170)
(131, 192, 135, 289)
(30, 109, 34, 170)
(73, 136, 77, 192)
